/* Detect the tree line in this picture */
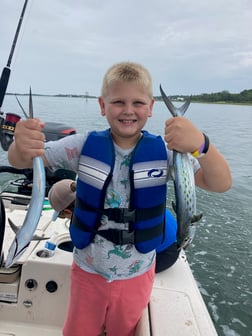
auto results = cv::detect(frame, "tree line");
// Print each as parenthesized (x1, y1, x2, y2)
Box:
(155, 89, 252, 104)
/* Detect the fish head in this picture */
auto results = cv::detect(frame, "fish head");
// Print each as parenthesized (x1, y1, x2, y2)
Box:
(4, 237, 29, 268)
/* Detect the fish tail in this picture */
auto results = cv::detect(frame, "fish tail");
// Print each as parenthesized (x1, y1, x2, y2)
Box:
(191, 213, 203, 224)
(178, 96, 192, 115)
(8, 218, 19, 233)
(160, 84, 191, 116)
(160, 85, 177, 117)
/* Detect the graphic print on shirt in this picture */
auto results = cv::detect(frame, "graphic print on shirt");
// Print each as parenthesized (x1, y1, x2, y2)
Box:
(64, 147, 79, 160)
(109, 265, 118, 275)
(128, 260, 144, 274)
(105, 189, 121, 208)
(104, 153, 134, 263)
(120, 179, 128, 189)
(120, 154, 131, 169)
(119, 154, 131, 195)
(107, 245, 132, 259)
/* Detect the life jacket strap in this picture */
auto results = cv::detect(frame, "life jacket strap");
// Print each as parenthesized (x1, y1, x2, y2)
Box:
(104, 208, 136, 223)
(98, 221, 164, 245)
(72, 212, 164, 245)
(98, 229, 135, 245)
(75, 197, 165, 223)
(71, 213, 135, 243)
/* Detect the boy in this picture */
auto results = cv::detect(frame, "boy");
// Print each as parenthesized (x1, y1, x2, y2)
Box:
(8, 62, 232, 336)
(48, 179, 76, 220)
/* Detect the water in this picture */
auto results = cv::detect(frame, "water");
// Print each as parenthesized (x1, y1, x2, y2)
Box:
(1, 95, 252, 336)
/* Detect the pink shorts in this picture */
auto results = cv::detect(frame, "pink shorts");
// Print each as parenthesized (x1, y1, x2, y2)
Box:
(63, 262, 155, 336)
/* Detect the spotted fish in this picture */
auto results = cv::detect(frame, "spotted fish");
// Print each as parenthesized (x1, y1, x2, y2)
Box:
(160, 85, 202, 249)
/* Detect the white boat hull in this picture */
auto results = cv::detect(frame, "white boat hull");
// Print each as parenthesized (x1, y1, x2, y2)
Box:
(0, 193, 217, 335)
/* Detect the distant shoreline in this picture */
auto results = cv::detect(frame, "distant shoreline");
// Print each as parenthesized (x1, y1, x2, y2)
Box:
(6, 92, 252, 105)
(6, 92, 97, 99)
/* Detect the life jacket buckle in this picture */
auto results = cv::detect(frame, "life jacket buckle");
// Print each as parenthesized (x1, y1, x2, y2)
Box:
(113, 229, 135, 245)
(121, 209, 135, 223)
(98, 228, 135, 245)
(119, 230, 135, 244)
(106, 208, 136, 223)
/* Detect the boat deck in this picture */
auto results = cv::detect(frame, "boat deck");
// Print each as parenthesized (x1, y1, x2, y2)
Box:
(0, 194, 217, 335)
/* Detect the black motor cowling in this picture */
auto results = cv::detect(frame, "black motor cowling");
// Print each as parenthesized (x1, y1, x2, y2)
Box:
(43, 122, 76, 141)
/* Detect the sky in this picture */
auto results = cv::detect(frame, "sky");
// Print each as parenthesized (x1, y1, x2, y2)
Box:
(0, 0, 252, 97)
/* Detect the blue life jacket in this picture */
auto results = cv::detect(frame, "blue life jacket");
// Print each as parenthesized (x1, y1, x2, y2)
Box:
(70, 129, 168, 253)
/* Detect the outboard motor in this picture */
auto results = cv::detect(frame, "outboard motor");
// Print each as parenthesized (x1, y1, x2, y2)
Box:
(42, 122, 76, 141)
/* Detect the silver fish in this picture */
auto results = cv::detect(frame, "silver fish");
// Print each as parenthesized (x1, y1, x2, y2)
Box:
(5, 88, 45, 268)
(160, 85, 202, 249)
(5, 156, 45, 268)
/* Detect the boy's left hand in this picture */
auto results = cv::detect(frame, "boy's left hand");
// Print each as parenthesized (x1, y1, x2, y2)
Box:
(164, 116, 204, 153)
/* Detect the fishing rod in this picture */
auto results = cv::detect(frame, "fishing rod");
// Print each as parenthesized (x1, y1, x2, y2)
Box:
(0, 0, 29, 109)
(0, 0, 29, 151)
(0, 0, 29, 266)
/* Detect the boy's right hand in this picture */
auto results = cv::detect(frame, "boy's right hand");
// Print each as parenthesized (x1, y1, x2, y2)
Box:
(8, 118, 46, 168)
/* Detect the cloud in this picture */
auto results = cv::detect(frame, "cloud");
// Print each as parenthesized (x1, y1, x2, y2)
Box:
(1, 0, 251, 95)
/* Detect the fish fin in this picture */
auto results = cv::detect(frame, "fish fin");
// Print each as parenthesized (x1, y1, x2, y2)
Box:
(172, 201, 177, 213)
(170, 165, 175, 181)
(0, 253, 4, 267)
(32, 235, 49, 241)
(182, 239, 192, 250)
(177, 237, 191, 250)
(9, 215, 47, 241)
(176, 244, 182, 252)
(191, 213, 203, 224)
(8, 218, 20, 234)
(15, 95, 29, 119)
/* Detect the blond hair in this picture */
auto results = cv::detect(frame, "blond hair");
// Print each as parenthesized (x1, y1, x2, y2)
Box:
(101, 62, 153, 99)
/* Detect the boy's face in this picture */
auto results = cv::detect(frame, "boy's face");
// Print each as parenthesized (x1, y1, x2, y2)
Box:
(99, 82, 154, 149)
